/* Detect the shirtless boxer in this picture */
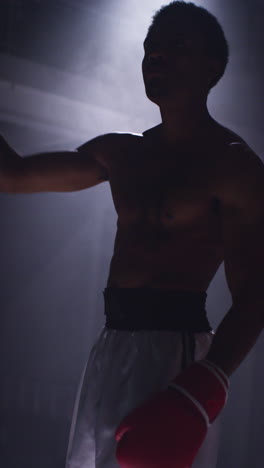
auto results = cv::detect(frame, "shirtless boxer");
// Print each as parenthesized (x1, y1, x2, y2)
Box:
(0, 2, 263, 467)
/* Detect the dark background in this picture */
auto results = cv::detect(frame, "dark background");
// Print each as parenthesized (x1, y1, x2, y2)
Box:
(0, 1, 263, 467)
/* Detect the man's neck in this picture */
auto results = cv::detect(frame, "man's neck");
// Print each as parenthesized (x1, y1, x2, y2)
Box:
(158, 99, 215, 147)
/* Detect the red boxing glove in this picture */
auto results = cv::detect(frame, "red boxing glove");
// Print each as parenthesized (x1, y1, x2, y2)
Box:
(115, 360, 229, 468)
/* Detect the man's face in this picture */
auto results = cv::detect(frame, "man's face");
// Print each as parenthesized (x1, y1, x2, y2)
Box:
(142, 23, 215, 105)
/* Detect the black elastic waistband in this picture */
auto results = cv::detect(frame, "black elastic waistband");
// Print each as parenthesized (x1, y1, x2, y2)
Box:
(103, 287, 212, 332)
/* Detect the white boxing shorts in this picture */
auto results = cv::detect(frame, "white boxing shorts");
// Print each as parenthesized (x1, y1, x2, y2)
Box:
(65, 288, 221, 468)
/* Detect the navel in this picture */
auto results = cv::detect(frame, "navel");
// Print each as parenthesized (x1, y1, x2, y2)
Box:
(211, 197, 221, 215)
(165, 211, 174, 220)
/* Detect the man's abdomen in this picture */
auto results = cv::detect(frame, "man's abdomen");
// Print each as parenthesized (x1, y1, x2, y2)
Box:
(107, 230, 223, 291)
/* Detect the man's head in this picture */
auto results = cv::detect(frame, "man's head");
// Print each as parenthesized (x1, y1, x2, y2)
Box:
(142, 1, 229, 104)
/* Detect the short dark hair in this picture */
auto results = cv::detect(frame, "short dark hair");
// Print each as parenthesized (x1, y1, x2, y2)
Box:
(147, 1, 229, 89)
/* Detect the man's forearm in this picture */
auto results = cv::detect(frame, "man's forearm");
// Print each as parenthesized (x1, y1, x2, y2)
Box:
(205, 299, 263, 377)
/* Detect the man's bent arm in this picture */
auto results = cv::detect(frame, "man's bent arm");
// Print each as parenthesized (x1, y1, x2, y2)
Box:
(206, 143, 264, 377)
(206, 291, 263, 377)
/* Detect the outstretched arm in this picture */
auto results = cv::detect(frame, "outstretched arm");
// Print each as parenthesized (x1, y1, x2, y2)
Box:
(0, 133, 113, 193)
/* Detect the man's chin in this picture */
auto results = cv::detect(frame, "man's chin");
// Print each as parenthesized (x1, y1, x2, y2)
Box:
(145, 88, 169, 105)
(145, 84, 166, 101)
(144, 76, 168, 100)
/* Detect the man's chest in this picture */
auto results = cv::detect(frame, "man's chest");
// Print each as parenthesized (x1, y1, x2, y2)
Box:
(107, 141, 221, 230)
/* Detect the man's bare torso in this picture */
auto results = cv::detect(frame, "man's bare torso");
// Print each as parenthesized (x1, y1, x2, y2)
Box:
(96, 123, 244, 292)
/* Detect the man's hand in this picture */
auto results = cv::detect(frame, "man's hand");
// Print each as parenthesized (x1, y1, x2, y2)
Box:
(0, 135, 21, 162)
(115, 360, 229, 468)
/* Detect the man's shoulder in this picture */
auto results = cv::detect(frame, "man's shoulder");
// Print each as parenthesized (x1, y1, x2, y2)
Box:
(212, 122, 246, 146)
(213, 125, 264, 205)
(76, 132, 143, 163)
(220, 126, 261, 166)
(211, 123, 263, 170)
(77, 131, 142, 149)
(102, 131, 144, 142)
